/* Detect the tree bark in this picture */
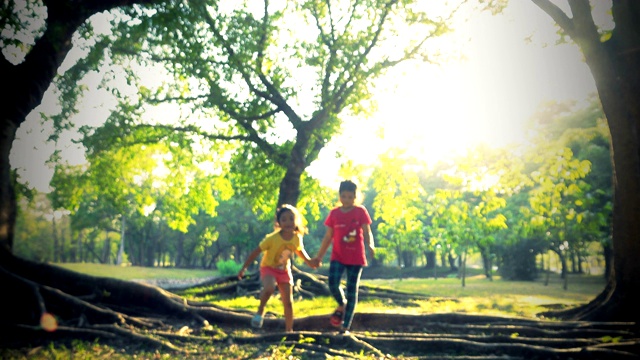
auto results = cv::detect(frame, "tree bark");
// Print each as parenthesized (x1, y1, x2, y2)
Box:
(0, 122, 17, 251)
(533, 0, 640, 322)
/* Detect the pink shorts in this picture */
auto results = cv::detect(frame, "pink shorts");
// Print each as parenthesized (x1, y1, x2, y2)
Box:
(260, 266, 293, 285)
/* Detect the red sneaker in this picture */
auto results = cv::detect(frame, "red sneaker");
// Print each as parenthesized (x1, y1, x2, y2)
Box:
(330, 309, 344, 327)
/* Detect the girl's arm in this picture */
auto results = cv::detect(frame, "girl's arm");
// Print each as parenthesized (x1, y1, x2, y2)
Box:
(238, 246, 262, 279)
(295, 247, 315, 268)
(312, 226, 334, 266)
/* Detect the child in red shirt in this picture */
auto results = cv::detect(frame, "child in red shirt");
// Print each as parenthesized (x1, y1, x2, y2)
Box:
(311, 180, 375, 334)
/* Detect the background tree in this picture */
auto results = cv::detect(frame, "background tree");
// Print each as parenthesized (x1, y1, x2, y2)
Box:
(526, 98, 613, 281)
(370, 150, 426, 268)
(49, 129, 231, 266)
(418, 162, 452, 270)
(209, 197, 272, 269)
(426, 186, 467, 277)
(60, 0, 453, 216)
(528, 146, 591, 290)
(450, 147, 510, 281)
(543, 99, 613, 278)
(14, 193, 60, 262)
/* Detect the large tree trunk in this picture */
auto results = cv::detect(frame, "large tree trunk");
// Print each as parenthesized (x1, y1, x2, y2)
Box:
(1, 2, 87, 251)
(603, 240, 613, 279)
(278, 168, 303, 207)
(533, 0, 640, 322)
(0, 120, 17, 252)
(0, 0, 160, 251)
(277, 136, 309, 207)
(276, 119, 327, 207)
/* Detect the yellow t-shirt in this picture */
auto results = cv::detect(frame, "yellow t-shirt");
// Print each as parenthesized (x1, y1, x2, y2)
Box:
(259, 231, 303, 270)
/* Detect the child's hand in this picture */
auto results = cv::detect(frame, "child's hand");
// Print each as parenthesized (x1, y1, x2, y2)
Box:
(237, 268, 245, 280)
(309, 257, 321, 269)
(367, 245, 375, 260)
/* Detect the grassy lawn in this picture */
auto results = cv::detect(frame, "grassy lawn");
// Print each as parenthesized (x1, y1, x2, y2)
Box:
(55, 262, 218, 280)
(366, 273, 603, 302)
(56, 262, 606, 319)
(359, 274, 605, 318)
(207, 273, 605, 320)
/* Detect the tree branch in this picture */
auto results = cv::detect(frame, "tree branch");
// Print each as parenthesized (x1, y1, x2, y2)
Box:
(531, 0, 575, 37)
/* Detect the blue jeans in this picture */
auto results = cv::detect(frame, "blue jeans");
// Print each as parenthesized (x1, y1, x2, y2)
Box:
(328, 260, 363, 329)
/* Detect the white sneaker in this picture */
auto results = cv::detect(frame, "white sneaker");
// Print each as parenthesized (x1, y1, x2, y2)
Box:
(251, 314, 263, 328)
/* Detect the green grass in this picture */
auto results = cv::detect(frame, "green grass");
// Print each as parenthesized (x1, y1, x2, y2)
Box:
(55, 262, 218, 280)
(361, 273, 604, 318)
(54, 262, 605, 319)
(207, 273, 605, 320)
(366, 274, 602, 301)
(55, 263, 605, 319)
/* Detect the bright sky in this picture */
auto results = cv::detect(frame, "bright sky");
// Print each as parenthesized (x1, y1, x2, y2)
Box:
(11, 1, 609, 192)
(307, 1, 606, 185)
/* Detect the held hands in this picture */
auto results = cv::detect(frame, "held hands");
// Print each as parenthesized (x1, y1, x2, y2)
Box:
(308, 257, 322, 269)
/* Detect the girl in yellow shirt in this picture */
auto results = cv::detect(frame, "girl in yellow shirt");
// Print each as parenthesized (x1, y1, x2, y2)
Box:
(238, 204, 315, 332)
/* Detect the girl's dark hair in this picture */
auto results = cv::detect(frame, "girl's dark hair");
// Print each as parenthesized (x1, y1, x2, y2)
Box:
(339, 180, 357, 193)
(275, 204, 307, 234)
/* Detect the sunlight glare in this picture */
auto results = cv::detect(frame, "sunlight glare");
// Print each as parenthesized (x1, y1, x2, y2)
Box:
(40, 312, 58, 332)
(308, 1, 599, 184)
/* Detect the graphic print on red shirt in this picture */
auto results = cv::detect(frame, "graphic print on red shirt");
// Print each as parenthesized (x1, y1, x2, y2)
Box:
(324, 206, 372, 266)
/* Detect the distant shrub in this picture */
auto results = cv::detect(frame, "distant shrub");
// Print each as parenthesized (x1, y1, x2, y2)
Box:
(497, 238, 546, 281)
(216, 259, 242, 276)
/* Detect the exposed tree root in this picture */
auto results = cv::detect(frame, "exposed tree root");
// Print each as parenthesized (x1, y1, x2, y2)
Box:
(1, 249, 638, 359)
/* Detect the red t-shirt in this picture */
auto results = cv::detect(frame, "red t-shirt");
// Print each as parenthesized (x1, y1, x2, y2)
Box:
(324, 206, 372, 266)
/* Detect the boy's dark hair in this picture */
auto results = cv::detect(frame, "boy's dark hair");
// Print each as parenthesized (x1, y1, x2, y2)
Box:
(339, 180, 357, 193)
